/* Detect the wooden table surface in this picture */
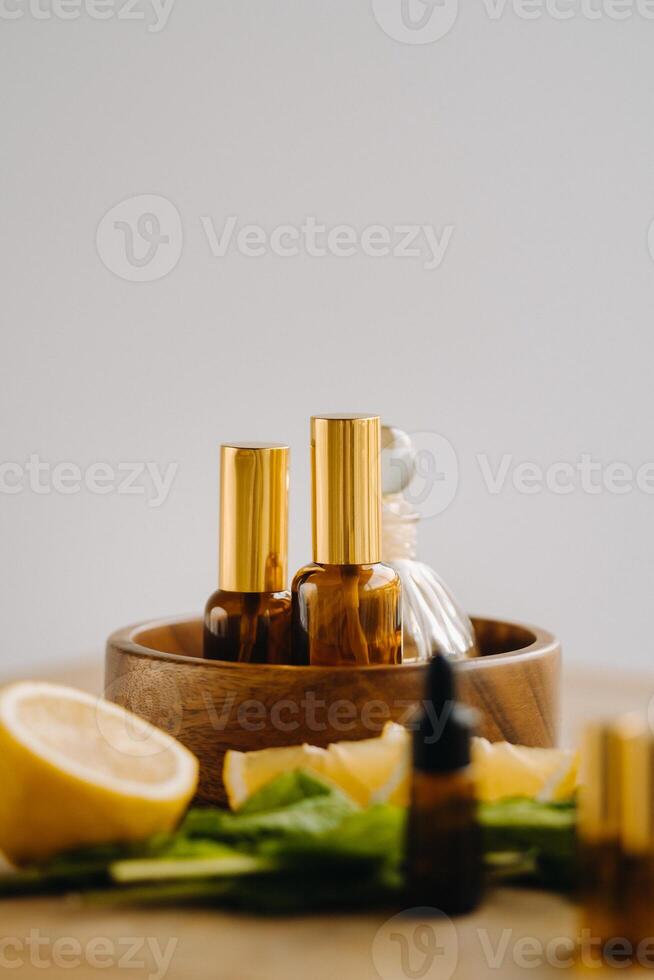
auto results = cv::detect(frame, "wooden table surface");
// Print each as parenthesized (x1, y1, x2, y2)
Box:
(1, 657, 652, 979)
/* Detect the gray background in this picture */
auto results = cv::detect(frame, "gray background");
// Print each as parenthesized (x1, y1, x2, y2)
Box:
(2, 0, 653, 677)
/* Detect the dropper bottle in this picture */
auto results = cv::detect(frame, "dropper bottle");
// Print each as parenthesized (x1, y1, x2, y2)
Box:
(291, 414, 402, 666)
(406, 653, 482, 915)
(204, 443, 291, 664)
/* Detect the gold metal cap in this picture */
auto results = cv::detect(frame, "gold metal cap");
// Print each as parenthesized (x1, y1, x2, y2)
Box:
(219, 443, 289, 593)
(578, 721, 624, 844)
(311, 414, 382, 565)
(620, 717, 654, 856)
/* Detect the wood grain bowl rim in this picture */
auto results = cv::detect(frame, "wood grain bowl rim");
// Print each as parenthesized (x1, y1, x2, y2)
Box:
(107, 614, 560, 674)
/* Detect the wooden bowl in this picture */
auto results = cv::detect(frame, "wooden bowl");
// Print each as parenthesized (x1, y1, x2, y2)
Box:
(105, 616, 561, 805)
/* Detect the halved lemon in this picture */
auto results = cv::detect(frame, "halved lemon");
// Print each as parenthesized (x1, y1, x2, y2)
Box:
(0, 682, 199, 865)
(223, 723, 578, 809)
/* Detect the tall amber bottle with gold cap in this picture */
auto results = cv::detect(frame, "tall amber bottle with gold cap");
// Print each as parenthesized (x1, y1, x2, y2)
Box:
(577, 717, 654, 968)
(291, 415, 402, 667)
(204, 443, 292, 664)
(620, 720, 654, 966)
(577, 721, 625, 966)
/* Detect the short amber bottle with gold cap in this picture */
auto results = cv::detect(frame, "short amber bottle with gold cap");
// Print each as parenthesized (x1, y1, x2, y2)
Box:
(291, 414, 402, 667)
(204, 443, 292, 664)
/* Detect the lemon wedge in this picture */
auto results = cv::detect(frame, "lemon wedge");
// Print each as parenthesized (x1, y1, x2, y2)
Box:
(472, 737, 579, 803)
(324, 721, 409, 807)
(223, 723, 578, 809)
(223, 742, 329, 810)
(224, 723, 409, 810)
(0, 682, 199, 865)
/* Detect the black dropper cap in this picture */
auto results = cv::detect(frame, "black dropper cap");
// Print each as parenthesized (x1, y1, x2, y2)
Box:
(413, 654, 477, 773)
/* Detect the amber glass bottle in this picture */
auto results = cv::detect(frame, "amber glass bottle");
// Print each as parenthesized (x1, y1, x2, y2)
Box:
(406, 654, 482, 916)
(577, 719, 654, 970)
(204, 443, 292, 664)
(577, 721, 625, 967)
(292, 415, 402, 666)
(620, 724, 654, 969)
